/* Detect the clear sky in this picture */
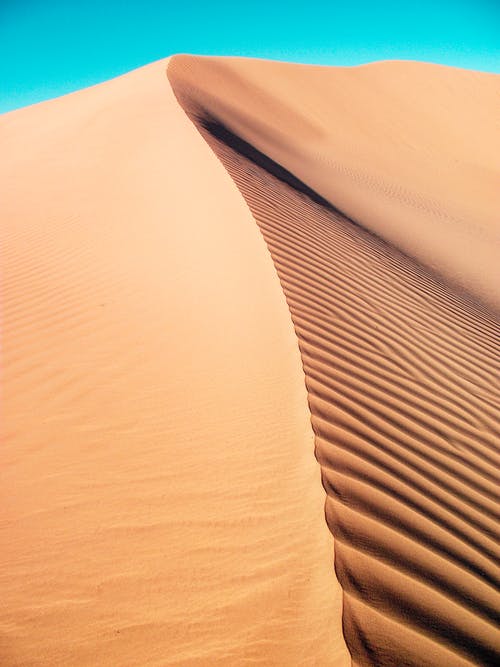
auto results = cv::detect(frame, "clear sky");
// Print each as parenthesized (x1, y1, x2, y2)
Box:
(1, 0, 499, 114)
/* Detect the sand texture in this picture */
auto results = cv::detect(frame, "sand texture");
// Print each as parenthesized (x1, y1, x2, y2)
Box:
(1, 54, 499, 666)
(0, 59, 348, 666)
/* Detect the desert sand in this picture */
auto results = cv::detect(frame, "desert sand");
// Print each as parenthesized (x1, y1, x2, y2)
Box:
(1, 55, 499, 666)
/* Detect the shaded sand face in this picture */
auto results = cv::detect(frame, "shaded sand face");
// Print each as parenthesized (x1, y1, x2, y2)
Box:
(169, 57, 500, 666)
(1, 53, 499, 667)
(0, 59, 348, 665)
(169, 56, 500, 312)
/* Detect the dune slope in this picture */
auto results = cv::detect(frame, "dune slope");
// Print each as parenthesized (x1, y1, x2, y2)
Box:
(1, 52, 499, 666)
(168, 55, 500, 312)
(168, 55, 500, 666)
(0, 59, 349, 665)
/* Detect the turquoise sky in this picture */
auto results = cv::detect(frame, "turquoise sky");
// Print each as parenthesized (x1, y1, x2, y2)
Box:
(1, 0, 499, 114)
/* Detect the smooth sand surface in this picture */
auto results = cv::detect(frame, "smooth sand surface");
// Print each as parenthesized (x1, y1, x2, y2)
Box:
(1, 53, 499, 666)
(0, 59, 349, 665)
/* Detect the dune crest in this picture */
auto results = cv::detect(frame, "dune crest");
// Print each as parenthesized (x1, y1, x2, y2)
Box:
(168, 55, 500, 312)
(168, 55, 500, 666)
(1, 52, 499, 666)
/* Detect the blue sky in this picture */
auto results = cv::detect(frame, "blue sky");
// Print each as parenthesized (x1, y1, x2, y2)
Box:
(1, 0, 499, 113)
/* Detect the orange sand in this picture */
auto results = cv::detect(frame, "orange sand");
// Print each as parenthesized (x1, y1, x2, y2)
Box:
(1, 55, 499, 666)
(0, 59, 348, 666)
(169, 56, 500, 311)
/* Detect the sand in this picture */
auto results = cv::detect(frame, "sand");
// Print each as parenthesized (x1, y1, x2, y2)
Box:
(169, 56, 500, 312)
(0, 59, 348, 666)
(1, 54, 499, 666)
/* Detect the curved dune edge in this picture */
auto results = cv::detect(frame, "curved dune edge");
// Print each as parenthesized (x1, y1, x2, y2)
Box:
(168, 56, 500, 666)
(167, 54, 500, 313)
(0, 59, 350, 665)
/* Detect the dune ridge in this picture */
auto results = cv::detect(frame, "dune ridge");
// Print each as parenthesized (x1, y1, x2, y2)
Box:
(168, 56, 500, 666)
(167, 55, 500, 312)
(1, 52, 499, 666)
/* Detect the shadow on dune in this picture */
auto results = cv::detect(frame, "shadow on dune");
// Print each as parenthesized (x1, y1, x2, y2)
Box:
(200, 115, 337, 211)
(169, 56, 500, 667)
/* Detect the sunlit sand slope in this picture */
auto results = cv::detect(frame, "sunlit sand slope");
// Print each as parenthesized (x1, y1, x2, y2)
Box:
(169, 55, 500, 666)
(0, 59, 350, 666)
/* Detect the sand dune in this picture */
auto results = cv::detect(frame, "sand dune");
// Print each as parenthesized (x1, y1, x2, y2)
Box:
(1, 53, 499, 666)
(168, 56, 500, 665)
(168, 55, 500, 312)
(0, 59, 348, 665)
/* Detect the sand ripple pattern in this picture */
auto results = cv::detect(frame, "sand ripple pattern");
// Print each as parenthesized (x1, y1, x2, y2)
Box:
(169, 78, 500, 665)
